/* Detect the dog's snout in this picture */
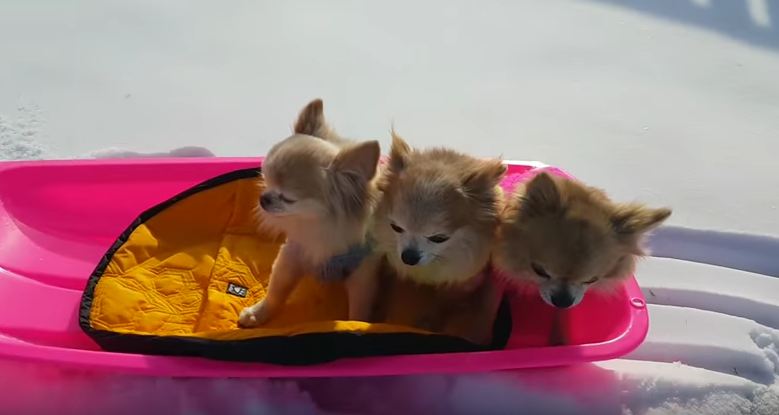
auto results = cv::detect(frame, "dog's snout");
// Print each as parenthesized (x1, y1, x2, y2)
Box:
(550, 289, 575, 309)
(401, 248, 422, 266)
(259, 193, 273, 210)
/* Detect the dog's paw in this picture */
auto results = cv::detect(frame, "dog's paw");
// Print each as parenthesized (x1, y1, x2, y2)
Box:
(238, 303, 270, 328)
(237, 307, 259, 328)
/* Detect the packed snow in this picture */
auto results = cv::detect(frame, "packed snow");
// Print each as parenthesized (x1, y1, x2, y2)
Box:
(1, 0, 779, 413)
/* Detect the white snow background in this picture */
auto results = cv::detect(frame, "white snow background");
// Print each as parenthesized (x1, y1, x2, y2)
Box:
(1, 0, 778, 414)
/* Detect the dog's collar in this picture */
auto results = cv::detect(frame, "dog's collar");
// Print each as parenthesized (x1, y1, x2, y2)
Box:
(317, 238, 375, 282)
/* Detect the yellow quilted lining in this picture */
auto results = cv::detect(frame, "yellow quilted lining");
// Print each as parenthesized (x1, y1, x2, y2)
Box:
(88, 174, 428, 340)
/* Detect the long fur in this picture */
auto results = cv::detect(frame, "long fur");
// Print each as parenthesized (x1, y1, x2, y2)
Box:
(494, 172, 671, 308)
(374, 131, 506, 286)
(370, 131, 507, 344)
(238, 99, 381, 327)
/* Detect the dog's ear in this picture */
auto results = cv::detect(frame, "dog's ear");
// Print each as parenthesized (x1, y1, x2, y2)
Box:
(612, 205, 671, 237)
(294, 99, 333, 139)
(389, 129, 412, 173)
(330, 140, 381, 181)
(522, 172, 562, 215)
(462, 159, 506, 194)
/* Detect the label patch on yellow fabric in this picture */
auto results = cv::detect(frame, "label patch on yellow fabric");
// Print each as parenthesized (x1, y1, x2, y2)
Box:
(226, 282, 248, 298)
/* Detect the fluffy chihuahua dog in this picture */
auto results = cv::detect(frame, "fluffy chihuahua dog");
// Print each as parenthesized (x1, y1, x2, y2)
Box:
(238, 99, 380, 328)
(494, 171, 671, 309)
(374, 132, 507, 287)
(368, 132, 506, 344)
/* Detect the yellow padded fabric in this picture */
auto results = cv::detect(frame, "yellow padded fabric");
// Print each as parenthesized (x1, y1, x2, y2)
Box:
(87, 175, 428, 340)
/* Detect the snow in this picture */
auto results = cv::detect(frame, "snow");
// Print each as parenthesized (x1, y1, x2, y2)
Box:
(1, 0, 779, 413)
(649, 227, 779, 277)
(638, 257, 779, 327)
(83, 145, 214, 159)
(629, 304, 778, 384)
(0, 105, 49, 161)
(598, 360, 778, 415)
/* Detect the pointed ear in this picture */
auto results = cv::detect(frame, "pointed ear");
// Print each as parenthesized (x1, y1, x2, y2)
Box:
(389, 129, 412, 173)
(522, 172, 562, 214)
(293, 98, 331, 138)
(462, 159, 507, 194)
(612, 204, 671, 236)
(330, 140, 381, 181)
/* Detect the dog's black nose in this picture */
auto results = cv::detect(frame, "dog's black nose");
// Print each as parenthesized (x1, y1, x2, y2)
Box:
(400, 249, 421, 266)
(259, 194, 273, 210)
(550, 290, 575, 309)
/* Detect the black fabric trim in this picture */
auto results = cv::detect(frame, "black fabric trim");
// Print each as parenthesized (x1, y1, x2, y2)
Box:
(79, 167, 512, 365)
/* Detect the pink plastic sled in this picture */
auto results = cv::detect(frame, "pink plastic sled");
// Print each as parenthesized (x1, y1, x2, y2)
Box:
(0, 158, 648, 377)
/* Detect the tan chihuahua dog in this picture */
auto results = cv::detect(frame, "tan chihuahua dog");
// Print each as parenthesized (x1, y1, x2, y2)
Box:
(238, 99, 380, 327)
(494, 172, 671, 309)
(367, 132, 507, 344)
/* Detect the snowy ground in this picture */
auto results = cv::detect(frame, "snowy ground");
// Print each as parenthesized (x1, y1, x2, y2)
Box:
(2, 0, 779, 413)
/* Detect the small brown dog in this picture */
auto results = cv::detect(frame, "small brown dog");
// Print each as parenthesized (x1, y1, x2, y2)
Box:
(366, 132, 507, 344)
(494, 172, 671, 309)
(238, 99, 381, 327)
(374, 132, 507, 286)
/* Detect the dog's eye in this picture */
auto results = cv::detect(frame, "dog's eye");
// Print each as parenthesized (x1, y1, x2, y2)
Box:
(427, 234, 450, 243)
(531, 263, 551, 279)
(584, 277, 598, 285)
(279, 194, 296, 204)
(390, 222, 404, 233)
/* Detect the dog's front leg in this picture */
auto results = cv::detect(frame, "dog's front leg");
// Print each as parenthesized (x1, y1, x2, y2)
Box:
(238, 243, 304, 328)
(344, 254, 382, 322)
